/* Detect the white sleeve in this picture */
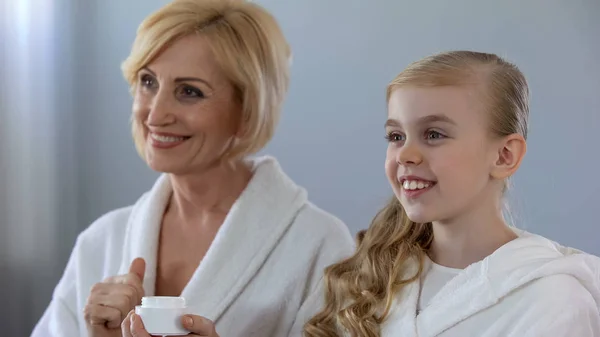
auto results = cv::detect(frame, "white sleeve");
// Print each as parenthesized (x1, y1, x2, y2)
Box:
(30, 240, 84, 337)
(538, 302, 600, 337)
(30, 296, 80, 337)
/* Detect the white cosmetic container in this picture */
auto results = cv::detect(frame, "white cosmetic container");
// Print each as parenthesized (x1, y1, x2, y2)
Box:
(135, 296, 189, 336)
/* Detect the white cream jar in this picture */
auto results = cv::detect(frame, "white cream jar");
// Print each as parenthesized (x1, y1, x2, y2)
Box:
(135, 296, 189, 336)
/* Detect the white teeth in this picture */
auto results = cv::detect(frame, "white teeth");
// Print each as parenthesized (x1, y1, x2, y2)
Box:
(402, 180, 431, 190)
(150, 133, 187, 143)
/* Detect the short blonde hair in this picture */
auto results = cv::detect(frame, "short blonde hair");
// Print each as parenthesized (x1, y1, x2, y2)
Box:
(121, 0, 291, 160)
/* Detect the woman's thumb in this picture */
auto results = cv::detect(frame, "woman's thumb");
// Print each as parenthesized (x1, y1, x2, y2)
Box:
(182, 315, 216, 336)
(129, 257, 146, 282)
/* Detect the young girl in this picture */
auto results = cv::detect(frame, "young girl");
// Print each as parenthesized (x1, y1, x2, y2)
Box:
(304, 51, 600, 336)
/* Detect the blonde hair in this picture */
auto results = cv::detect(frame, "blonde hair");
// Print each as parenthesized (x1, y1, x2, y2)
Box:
(121, 0, 291, 160)
(303, 51, 529, 337)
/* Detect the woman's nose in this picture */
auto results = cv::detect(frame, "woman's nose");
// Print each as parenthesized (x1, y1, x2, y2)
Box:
(146, 91, 175, 126)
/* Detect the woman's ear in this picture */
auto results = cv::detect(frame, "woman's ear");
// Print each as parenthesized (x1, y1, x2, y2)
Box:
(490, 133, 527, 180)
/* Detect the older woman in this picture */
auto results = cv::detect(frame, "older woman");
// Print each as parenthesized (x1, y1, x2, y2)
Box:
(31, 0, 354, 336)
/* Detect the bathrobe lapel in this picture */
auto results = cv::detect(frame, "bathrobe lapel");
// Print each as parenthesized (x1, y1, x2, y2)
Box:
(118, 173, 171, 297)
(381, 261, 421, 336)
(416, 261, 496, 337)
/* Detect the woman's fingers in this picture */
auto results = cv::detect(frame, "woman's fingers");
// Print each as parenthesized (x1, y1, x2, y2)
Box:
(129, 313, 151, 337)
(122, 313, 219, 337)
(85, 258, 147, 335)
(84, 303, 122, 328)
(92, 288, 139, 318)
(121, 310, 135, 337)
(182, 315, 218, 336)
(111, 273, 145, 303)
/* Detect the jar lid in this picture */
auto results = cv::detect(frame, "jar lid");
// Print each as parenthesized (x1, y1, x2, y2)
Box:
(141, 296, 186, 309)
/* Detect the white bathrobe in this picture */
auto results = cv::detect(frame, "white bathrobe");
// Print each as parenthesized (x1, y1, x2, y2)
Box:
(31, 156, 355, 337)
(381, 230, 600, 336)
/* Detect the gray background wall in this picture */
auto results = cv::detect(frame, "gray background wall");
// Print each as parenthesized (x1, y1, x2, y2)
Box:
(1, 0, 598, 335)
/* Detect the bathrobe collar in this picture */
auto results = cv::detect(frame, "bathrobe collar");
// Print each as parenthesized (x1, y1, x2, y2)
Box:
(118, 155, 308, 321)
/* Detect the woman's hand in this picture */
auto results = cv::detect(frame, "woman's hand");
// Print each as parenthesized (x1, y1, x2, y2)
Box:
(84, 257, 146, 337)
(122, 311, 219, 337)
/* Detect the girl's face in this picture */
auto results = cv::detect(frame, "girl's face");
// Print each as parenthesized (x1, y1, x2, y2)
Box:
(384, 85, 517, 225)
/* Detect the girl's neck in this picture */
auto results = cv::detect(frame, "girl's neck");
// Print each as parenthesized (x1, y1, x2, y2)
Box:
(427, 203, 518, 269)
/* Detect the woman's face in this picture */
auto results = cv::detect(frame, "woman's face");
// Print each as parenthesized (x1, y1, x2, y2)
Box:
(132, 34, 242, 174)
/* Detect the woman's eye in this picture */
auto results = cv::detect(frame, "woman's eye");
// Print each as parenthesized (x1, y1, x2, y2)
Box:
(178, 85, 205, 98)
(140, 74, 156, 88)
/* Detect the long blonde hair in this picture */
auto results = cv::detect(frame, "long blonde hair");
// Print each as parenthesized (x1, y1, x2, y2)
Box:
(303, 50, 529, 337)
(121, 0, 291, 161)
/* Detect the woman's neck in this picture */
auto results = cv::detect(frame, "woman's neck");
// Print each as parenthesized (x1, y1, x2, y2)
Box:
(166, 159, 253, 226)
(428, 202, 517, 269)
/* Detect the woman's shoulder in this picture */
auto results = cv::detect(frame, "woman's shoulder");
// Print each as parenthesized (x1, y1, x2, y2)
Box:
(69, 206, 134, 264)
(75, 191, 151, 249)
(50, 197, 149, 301)
(281, 202, 356, 268)
(294, 202, 354, 242)
(79, 205, 134, 239)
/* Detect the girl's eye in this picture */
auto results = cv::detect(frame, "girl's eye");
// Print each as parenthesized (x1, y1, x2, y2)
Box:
(426, 130, 445, 140)
(385, 132, 405, 142)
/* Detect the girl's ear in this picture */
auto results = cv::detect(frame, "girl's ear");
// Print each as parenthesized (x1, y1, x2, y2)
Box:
(490, 133, 527, 180)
